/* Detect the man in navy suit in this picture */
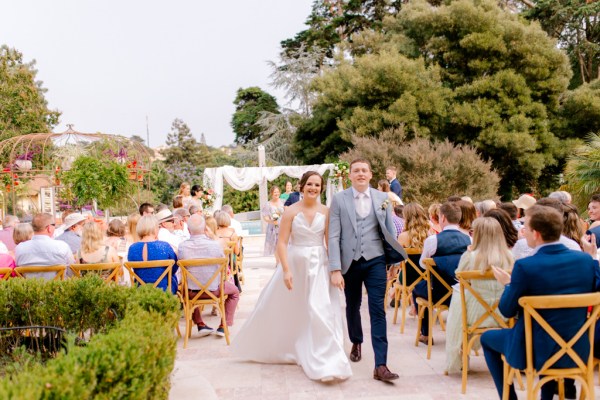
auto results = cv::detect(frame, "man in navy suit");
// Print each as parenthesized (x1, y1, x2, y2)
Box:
(481, 205, 600, 400)
(385, 166, 402, 200)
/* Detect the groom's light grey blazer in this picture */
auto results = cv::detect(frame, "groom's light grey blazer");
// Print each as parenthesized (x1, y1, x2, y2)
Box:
(328, 187, 407, 274)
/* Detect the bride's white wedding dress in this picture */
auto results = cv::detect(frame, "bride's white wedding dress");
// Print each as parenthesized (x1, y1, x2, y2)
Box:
(233, 212, 352, 381)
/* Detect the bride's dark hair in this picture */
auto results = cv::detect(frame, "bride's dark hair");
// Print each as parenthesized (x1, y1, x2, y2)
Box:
(299, 171, 324, 194)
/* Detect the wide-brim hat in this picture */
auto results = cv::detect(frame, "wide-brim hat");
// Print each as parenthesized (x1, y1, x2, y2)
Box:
(512, 194, 536, 210)
(62, 213, 86, 230)
(156, 209, 175, 223)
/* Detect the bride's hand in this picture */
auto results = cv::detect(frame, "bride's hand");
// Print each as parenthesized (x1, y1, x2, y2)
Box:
(283, 271, 293, 290)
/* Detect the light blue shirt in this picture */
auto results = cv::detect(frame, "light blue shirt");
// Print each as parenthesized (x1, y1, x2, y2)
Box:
(178, 234, 225, 291)
(15, 235, 75, 279)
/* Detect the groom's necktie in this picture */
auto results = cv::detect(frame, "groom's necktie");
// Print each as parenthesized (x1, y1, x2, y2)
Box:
(356, 192, 369, 218)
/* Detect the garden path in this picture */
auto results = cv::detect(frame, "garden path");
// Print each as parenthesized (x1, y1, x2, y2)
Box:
(169, 236, 549, 400)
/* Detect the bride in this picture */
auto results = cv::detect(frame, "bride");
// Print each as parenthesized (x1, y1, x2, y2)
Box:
(233, 171, 352, 381)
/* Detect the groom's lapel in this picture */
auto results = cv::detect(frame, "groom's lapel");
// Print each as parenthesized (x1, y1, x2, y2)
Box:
(343, 189, 357, 233)
(370, 188, 385, 224)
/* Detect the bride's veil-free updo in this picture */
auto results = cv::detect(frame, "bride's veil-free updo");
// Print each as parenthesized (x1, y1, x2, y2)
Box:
(299, 171, 325, 194)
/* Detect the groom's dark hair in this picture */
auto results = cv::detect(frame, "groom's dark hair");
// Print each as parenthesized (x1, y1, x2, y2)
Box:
(349, 158, 372, 172)
(299, 171, 325, 193)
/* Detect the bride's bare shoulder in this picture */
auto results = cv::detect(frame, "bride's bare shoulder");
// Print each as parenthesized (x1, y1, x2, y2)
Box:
(317, 204, 329, 215)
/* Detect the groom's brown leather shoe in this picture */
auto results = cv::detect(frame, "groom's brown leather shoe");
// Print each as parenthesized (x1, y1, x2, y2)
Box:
(349, 343, 361, 362)
(373, 365, 399, 382)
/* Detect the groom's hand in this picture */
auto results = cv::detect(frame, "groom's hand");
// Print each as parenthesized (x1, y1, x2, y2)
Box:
(331, 271, 345, 290)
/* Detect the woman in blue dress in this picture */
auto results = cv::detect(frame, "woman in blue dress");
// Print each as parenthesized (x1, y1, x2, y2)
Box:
(127, 215, 178, 294)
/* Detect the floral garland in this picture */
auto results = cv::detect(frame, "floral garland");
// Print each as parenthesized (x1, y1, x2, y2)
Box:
(332, 161, 351, 189)
(196, 185, 217, 209)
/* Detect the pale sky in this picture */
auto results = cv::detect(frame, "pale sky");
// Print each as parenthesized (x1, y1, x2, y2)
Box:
(1, 0, 314, 148)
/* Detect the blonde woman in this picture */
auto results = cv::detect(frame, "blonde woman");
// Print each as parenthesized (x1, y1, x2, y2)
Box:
(398, 203, 430, 249)
(178, 182, 192, 209)
(428, 203, 441, 235)
(445, 217, 513, 374)
(77, 222, 120, 265)
(395, 203, 431, 314)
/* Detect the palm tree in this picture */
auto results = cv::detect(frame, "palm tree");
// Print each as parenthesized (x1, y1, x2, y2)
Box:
(564, 133, 600, 211)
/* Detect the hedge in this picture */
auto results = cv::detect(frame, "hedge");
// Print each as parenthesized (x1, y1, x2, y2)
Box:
(0, 276, 180, 399)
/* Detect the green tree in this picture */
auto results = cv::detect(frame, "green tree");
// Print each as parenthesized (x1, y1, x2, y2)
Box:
(296, 0, 578, 198)
(62, 155, 132, 212)
(231, 87, 279, 144)
(564, 133, 600, 211)
(0, 45, 60, 140)
(342, 129, 500, 205)
(280, 0, 404, 59)
(161, 118, 210, 165)
(524, 0, 600, 87)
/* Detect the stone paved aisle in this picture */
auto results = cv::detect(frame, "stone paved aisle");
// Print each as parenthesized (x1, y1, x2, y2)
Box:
(169, 236, 595, 400)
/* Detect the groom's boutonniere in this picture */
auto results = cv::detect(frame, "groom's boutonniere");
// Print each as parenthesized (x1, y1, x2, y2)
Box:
(380, 199, 390, 211)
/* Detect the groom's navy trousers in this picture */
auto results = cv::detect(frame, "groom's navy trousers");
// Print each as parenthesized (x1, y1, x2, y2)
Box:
(344, 254, 388, 367)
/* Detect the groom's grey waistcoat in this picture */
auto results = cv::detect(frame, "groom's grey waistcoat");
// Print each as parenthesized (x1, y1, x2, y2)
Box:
(353, 207, 384, 261)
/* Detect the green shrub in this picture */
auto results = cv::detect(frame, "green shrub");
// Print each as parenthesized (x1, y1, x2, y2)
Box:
(0, 277, 179, 399)
(342, 128, 500, 205)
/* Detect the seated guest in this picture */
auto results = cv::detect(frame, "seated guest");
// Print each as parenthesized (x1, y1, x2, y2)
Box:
(189, 205, 202, 216)
(127, 215, 178, 294)
(139, 202, 155, 216)
(548, 190, 572, 204)
(445, 217, 512, 374)
(214, 211, 240, 255)
(13, 223, 33, 246)
(105, 219, 127, 254)
(481, 205, 600, 400)
(474, 199, 496, 217)
(414, 202, 471, 344)
(377, 180, 402, 206)
(77, 221, 120, 264)
(205, 216, 219, 241)
(156, 209, 183, 252)
(0, 215, 19, 253)
(56, 213, 86, 254)
(15, 213, 75, 279)
(221, 204, 243, 236)
(173, 208, 191, 240)
(178, 215, 240, 337)
(53, 210, 73, 238)
(498, 202, 521, 231)
(398, 203, 430, 250)
(392, 204, 405, 238)
(395, 202, 430, 312)
(561, 202, 584, 248)
(428, 203, 441, 235)
(484, 209, 519, 249)
(585, 194, 600, 245)
(456, 200, 476, 236)
(512, 198, 581, 260)
(512, 194, 536, 226)
(0, 221, 24, 277)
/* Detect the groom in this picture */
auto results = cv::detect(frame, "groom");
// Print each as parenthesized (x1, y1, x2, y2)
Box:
(328, 159, 408, 382)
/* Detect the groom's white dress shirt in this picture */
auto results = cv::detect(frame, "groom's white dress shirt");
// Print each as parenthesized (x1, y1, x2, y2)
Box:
(352, 187, 371, 218)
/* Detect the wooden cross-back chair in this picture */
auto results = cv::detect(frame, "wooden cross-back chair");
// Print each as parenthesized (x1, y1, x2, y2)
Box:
(415, 258, 453, 359)
(235, 236, 244, 284)
(123, 260, 176, 292)
(457, 270, 519, 394)
(392, 248, 425, 333)
(502, 293, 600, 400)
(70, 262, 122, 283)
(14, 265, 66, 281)
(0, 267, 14, 280)
(177, 257, 230, 348)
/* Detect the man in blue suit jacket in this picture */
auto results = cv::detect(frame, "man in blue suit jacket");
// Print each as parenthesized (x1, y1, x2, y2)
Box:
(481, 205, 600, 400)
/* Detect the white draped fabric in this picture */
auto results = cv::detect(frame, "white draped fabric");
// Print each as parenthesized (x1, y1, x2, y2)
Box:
(203, 164, 337, 211)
